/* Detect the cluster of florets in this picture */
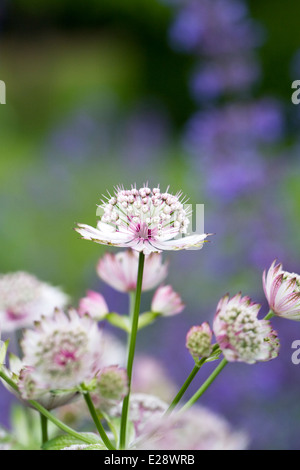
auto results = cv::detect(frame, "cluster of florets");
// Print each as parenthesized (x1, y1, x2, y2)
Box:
(213, 294, 279, 364)
(99, 186, 191, 236)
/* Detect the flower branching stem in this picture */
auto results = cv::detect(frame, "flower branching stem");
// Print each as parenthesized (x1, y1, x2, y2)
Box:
(166, 345, 220, 414)
(181, 358, 228, 411)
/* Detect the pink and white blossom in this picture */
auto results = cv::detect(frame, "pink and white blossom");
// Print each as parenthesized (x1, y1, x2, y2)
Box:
(75, 185, 210, 254)
(0, 272, 69, 333)
(97, 249, 168, 292)
(20, 308, 103, 392)
(78, 290, 109, 321)
(263, 260, 300, 320)
(151, 285, 184, 316)
(213, 293, 279, 364)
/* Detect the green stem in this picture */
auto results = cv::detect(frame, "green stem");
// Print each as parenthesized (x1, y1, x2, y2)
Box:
(83, 392, 115, 450)
(166, 344, 220, 413)
(119, 252, 145, 450)
(264, 310, 275, 321)
(40, 413, 48, 445)
(0, 369, 93, 445)
(126, 291, 135, 357)
(181, 358, 228, 411)
(166, 360, 205, 414)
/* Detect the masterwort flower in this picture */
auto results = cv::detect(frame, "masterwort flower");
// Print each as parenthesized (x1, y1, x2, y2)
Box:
(0, 271, 69, 332)
(97, 249, 168, 292)
(263, 260, 300, 320)
(20, 308, 103, 392)
(151, 285, 185, 316)
(213, 293, 279, 364)
(75, 185, 210, 254)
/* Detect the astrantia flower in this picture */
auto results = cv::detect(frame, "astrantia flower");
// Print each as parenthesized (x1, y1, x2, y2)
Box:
(263, 260, 300, 320)
(186, 322, 213, 358)
(97, 249, 168, 292)
(78, 290, 109, 321)
(20, 308, 102, 391)
(0, 272, 69, 332)
(213, 293, 279, 364)
(136, 405, 248, 450)
(75, 185, 210, 254)
(151, 285, 184, 316)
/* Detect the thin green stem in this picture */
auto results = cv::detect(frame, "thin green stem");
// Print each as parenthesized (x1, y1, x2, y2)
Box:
(83, 392, 115, 450)
(166, 360, 204, 414)
(181, 358, 228, 411)
(119, 252, 145, 450)
(40, 413, 48, 445)
(126, 291, 135, 357)
(0, 369, 93, 445)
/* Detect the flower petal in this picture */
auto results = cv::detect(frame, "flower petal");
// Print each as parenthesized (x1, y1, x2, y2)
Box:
(151, 233, 210, 251)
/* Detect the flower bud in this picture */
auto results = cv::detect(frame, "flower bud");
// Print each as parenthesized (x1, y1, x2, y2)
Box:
(186, 322, 213, 358)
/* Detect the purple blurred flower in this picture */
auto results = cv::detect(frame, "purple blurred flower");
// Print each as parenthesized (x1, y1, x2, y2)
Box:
(190, 57, 261, 100)
(169, 0, 262, 56)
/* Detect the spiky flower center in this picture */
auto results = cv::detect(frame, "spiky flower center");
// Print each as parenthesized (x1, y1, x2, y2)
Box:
(219, 307, 265, 361)
(35, 330, 88, 380)
(99, 186, 191, 240)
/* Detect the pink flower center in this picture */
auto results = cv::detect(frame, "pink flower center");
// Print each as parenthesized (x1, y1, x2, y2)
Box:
(54, 349, 77, 366)
(130, 222, 158, 241)
(6, 310, 27, 321)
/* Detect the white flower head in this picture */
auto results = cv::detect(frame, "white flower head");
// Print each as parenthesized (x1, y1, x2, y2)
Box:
(263, 260, 300, 320)
(97, 249, 169, 292)
(75, 184, 210, 254)
(213, 293, 279, 364)
(20, 308, 102, 391)
(0, 271, 69, 333)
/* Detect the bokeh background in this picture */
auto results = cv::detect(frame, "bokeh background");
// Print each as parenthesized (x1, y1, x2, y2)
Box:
(1, 0, 300, 450)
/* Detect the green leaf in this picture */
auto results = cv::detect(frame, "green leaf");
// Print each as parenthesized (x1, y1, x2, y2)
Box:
(105, 313, 131, 332)
(204, 348, 222, 363)
(83, 444, 106, 450)
(0, 340, 9, 366)
(42, 433, 103, 450)
(138, 311, 160, 330)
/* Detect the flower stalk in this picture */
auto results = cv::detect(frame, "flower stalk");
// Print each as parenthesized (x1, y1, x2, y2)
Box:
(181, 358, 228, 411)
(119, 252, 145, 449)
(83, 391, 115, 450)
